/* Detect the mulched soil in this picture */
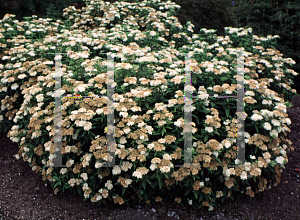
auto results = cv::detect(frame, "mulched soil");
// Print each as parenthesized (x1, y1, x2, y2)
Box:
(0, 94, 300, 220)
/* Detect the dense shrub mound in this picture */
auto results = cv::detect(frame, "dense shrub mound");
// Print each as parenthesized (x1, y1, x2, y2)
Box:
(0, 0, 298, 212)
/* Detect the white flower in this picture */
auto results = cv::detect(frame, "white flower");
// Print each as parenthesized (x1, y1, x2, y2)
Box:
(229, 168, 235, 175)
(132, 171, 143, 179)
(83, 121, 92, 131)
(105, 180, 114, 190)
(244, 162, 251, 171)
(11, 83, 19, 90)
(2, 56, 10, 60)
(174, 120, 182, 127)
(49, 153, 57, 160)
(112, 165, 122, 175)
(271, 119, 281, 126)
(260, 109, 273, 118)
(188, 200, 193, 205)
(160, 166, 170, 173)
(250, 155, 256, 160)
(224, 169, 231, 177)
(245, 91, 255, 96)
(198, 93, 209, 100)
(262, 99, 272, 105)
(96, 195, 102, 201)
(120, 111, 128, 118)
(68, 178, 76, 187)
(270, 129, 278, 138)
(18, 73, 26, 79)
(55, 54, 62, 60)
(240, 171, 248, 180)
(163, 154, 172, 160)
(28, 51, 36, 57)
(205, 126, 214, 133)
(262, 151, 270, 159)
(150, 164, 158, 171)
(150, 31, 156, 36)
(96, 109, 103, 115)
(95, 161, 104, 168)
(77, 85, 86, 92)
(80, 173, 88, 181)
(263, 122, 272, 131)
(66, 159, 74, 167)
(212, 151, 218, 157)
(147, 143, 154, 150)
(235, 159, 241, 164)
(146, 110, 153, 114)
(224, 140, 231, 148)
(123, 127, 131, 134)
(65, 145, 71, 153)
(285, 118, 291, 125)
(275, 156, 285, 165)
(251, 113, 263, 121)
(280, 148, 286, 156)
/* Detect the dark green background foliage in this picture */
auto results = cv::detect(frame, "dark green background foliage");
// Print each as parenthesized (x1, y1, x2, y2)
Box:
(230, 0, 300, 93)
(1, 0, 299, 93)
(0, 0, 84, 21)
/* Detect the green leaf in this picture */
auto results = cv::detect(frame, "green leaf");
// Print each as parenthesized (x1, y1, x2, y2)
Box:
(163, 173, 169, 179)
(204, 135, 208, 143)
(122, 187, 126, 196)
(144, 191, 149, 200)
(145, 178, 153, 188)
(141, 179, 147, 190)
(193, 190, 198, 199)
(204, 194, 209, 202)
(184, 187, 192, 196)
(225, 108, 230, 118)
(255, 124, 259, 133)
(158, 177, 163, 189)
(77, 187, 82, 197)
(162, 127, 166, 136)
(198, 193, 203, 202)
(79, 131, 86, 139)
(149, 173, 157, 179)
(53, 181, 61, 188)
(81, 138, 88, 148)
(214, 156, 222, 163)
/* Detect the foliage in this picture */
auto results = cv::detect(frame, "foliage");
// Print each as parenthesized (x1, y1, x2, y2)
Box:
(0, 0, 85, 22)
(229, 0, 300, 90)
(105, 0, 238, 36)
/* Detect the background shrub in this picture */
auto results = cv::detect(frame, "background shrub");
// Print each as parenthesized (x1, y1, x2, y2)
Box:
(0, 0, 85, 22)
(223, 0, 300, 92)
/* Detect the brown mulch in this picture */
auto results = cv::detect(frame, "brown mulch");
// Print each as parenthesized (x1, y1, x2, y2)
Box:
(0, 94, 300, 220)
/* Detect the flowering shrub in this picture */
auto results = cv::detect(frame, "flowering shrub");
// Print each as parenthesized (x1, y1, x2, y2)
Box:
(0, 0, 298, 212)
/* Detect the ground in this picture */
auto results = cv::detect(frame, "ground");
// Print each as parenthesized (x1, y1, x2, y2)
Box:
(0, 94, 300, 220)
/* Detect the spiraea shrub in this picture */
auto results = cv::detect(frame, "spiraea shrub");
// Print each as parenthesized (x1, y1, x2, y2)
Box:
(0, 0, 298, 212)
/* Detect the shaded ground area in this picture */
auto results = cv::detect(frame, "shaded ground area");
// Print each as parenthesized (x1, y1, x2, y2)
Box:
(0, 94, 300, 220)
